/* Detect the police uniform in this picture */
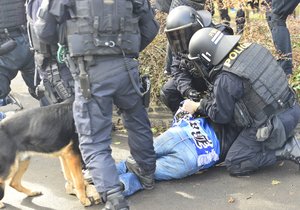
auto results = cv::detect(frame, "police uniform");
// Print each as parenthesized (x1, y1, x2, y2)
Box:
(0, 0, 36, 100)
(269, 0, 300, 75)
(217, 0, 231, 26)
(160, 56, 208, 114)
(195, 43, 300, 175)
(26, 0, 74, 105)
(162, 0, 206, 75)
(34, 0, 158, 208)
(161, 23, 234, 114)
(235, 8, 245, 34)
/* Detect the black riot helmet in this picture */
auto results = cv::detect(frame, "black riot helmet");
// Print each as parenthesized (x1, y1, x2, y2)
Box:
(188, 27, 241, 76)
(165, 5, 212, 54)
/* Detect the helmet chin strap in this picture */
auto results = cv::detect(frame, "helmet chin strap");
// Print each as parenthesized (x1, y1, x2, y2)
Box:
(193, 60, 213, 87)
(208, 63, 223, 80)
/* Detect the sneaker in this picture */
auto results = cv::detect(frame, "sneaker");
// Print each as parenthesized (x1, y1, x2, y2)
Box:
(125, 156, 154, 190)
(275, 136, 300, 167)
(82, 169, 93, 184)
(5, 94, 23, 110)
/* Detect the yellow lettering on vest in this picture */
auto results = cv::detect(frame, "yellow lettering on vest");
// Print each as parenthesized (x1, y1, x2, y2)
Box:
(224, 43, 252, 68)
(233, 45, 244, 54)
(229, 52, 238, 60)
(224, 58, 231, 68)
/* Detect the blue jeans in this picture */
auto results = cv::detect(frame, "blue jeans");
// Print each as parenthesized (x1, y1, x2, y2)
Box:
(0, 112, 6, 120)
(0, 98, 6, 121)
(117, 127, 199, 196)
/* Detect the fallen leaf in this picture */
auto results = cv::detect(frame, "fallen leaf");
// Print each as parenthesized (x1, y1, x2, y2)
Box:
(114, 142, 121, 145)
(272, 180, 281, 185)
(228, 197, 235, 203)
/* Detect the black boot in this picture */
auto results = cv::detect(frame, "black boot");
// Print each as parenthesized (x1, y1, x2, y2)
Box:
(275, 136, 300, 167)
(101, 186, 129, 210)
(125, 156, 154, 190)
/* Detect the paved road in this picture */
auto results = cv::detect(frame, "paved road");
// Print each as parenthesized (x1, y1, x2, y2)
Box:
(1, 74, 300, 210)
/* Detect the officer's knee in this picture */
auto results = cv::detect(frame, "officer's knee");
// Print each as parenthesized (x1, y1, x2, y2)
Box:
(159, 88, 169, 107)
(225, 159, 258, 177)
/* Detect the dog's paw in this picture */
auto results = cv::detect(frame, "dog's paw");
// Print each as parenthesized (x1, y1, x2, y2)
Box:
(0, 201, 5, 209)
(65, 181, 76, 195)
(80, 197, 93, 207)
(27, 191, 42, 197)
(86, 184, 101, 205)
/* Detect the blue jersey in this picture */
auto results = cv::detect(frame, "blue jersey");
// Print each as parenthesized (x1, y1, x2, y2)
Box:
(172, 108, 220, 170)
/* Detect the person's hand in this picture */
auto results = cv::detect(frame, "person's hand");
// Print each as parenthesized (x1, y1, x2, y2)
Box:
(186, 89, 201, 102)
(181, 99, 200, 114)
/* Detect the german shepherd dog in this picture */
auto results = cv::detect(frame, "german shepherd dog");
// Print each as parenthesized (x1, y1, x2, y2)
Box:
(0, 100, 99, 208)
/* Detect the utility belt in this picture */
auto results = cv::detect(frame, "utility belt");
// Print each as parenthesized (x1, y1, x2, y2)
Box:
(64, 53, 151, 107)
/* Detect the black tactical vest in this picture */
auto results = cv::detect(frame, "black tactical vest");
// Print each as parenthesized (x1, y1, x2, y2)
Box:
(66, 0, 141, 57)
(0, 0, 26, 32)
(223, 43, 293, 127)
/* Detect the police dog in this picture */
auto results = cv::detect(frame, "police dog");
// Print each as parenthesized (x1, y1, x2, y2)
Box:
(0, 100, 99, 208)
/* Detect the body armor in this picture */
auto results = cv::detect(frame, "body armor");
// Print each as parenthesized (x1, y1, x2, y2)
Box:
(0, 0, 26, 32)
(223, 43, 294, 127)
(66, 0, 141, 57)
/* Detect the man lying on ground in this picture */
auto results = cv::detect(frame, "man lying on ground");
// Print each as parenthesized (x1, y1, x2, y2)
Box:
(116, 102, 240, 196)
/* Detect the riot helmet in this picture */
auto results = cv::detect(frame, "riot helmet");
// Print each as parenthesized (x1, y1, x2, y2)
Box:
(165, 5, 212, 54)
(188, 27, 241, 76)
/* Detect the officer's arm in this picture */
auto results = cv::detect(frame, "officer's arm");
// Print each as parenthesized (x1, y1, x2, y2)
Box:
(34, 0, 70, 44)
(172, 58, 194, 96)
(33, 0, 58, 44)
(136, 0, 160, 51)
(199, 72, 244, 124)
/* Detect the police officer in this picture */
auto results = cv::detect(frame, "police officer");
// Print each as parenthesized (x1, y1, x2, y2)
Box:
(157, 0, 206, 75)
(160, 5, 234, 114)
(184, 27, 300, 176)
(217, 0, 231, 26)
(26, 0, 74, 106)
(261, 0, 272, 29)
(268, 0, 300, 76)
(0, 0, 38, 103)
(235, 4, 246, 35)
(34, 1, 159, 209)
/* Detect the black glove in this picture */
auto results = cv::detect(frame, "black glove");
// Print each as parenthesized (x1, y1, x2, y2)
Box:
(186, 89, 201, 102)
(195, 99, 208, 116)
(28, 87, 41, 100)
